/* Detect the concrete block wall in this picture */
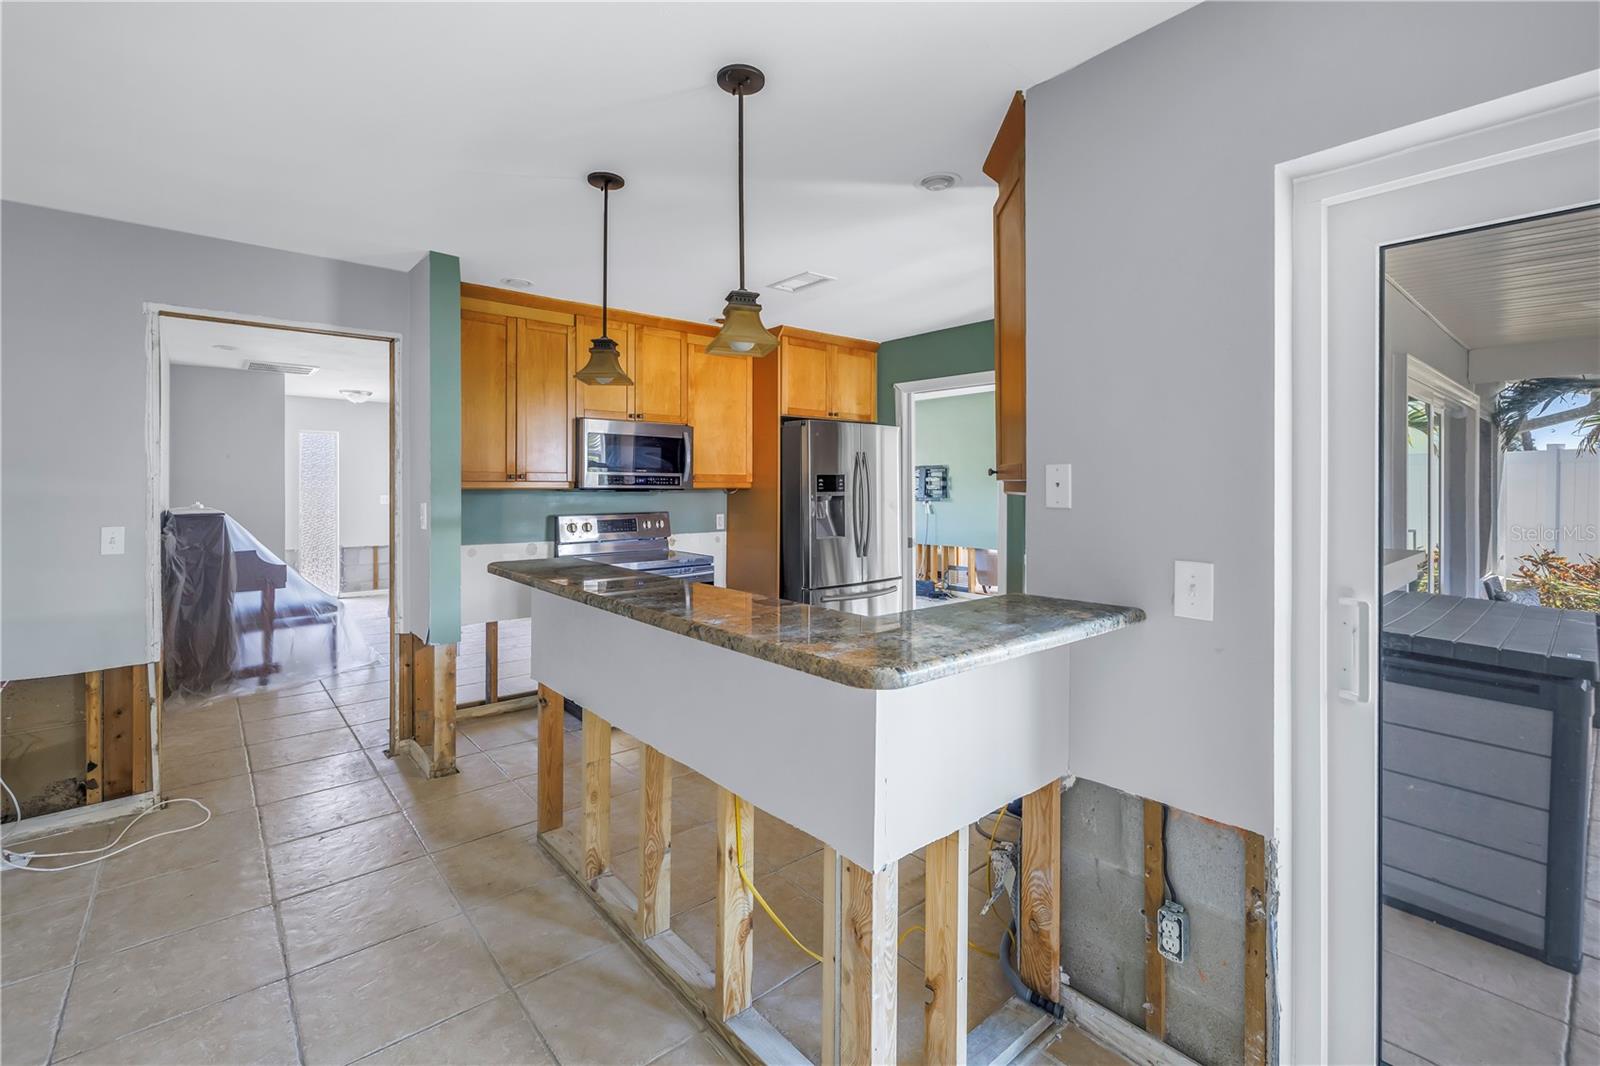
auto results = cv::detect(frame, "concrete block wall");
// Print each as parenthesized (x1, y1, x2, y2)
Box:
(1060, 777, 1247, 1065)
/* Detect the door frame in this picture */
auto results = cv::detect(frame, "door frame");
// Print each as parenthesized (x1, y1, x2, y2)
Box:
(1275, 71, 1598, 1064)
(144, 305, 404, 751)
(892, 371, 1002, 599)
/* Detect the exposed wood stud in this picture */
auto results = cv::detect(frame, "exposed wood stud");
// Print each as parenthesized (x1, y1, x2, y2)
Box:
(924, 829, 969, 1065)
(130, 664, 151, 795)
(716, 788, 755, 1020)
(413, 644, 435, 749)
(392, 633, 419, 752)
(638, 744, 673, 937)
(1142, 798, 1168, 1040)
(582, 708, 612, 882)
(1019, 780, 1061, 1003)
(83, 670, 103, 805)
(485, 620, 499, 704)
(1243, 830, 1268, 1066)
(428, 643, 458, 776)
(99, 666, 135, 801)
(537, 684, 565, 833)
(823, 848, 898, 1065)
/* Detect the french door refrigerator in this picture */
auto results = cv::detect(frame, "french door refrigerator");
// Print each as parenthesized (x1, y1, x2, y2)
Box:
(780, 419, 903, 616)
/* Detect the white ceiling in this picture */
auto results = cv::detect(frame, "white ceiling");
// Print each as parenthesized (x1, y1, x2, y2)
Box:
(1385, 207, 1600, 351)
(0, 2, 1190, 342)
(160, 317, 391, 403)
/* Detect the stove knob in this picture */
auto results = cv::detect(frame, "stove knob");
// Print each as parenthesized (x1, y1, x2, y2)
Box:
(582, 521, 594, 533)
(565, 522, 577, 534)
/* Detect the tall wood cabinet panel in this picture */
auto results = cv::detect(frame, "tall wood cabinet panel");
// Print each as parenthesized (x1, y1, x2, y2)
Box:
(633, 326, 688, 423)
(986, 91, 1026, 494)
(778, 335, 876, 422)
(461, 310, 517, 483)
(780, 336, 832, 418)
(688, 337, 752, 488)
(574, 316, 634, 421)
(829, 345, 876, 422)
(516, 318, 576, 486)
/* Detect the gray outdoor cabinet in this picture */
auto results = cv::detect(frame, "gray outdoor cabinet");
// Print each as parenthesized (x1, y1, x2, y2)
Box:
(1380, 592, 1597, 973)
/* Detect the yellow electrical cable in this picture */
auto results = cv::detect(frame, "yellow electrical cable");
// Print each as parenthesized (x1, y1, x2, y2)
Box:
(733, 798, 824, 963)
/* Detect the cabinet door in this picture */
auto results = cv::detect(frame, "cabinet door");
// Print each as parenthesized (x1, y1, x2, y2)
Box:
(828, 345, 876, 422)
(780, 336, 831, 418)
(461, 310, 516, 483)
(990, 95, 1026, 491)
(688, 336, 752, 488)
(574, 316, 633, 421)
(633, 326, 688, 423)
(516, 318, 575, 486)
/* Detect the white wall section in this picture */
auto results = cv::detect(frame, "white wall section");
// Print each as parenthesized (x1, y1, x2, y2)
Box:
(169, 364, 288, 556)
(284, 396, 390, 551)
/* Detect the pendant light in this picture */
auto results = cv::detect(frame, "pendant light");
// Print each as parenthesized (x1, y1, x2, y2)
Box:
(574, 171, 633, 386)
(707, 64, 778, 358)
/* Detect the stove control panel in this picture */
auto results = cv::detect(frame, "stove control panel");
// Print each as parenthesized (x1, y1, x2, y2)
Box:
(554, 511, 672, 547)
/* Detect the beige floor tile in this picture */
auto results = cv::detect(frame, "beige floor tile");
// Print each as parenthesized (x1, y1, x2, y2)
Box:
(162, 743, 251, 790)
(669, 772, 720, 833)
(1382, 906, 1572, 1020)
(753, 957, 928, 1065)
(292, 914, 506, 1065)
(610, 822, 722, 917)
(239, 688, 336, 721)
(0, 966, 71, 1066)
(1041, 1025, 1135, 1065)
(405, 781, 535, 852)
(377, 750, 507, 808)
(247, 725, 360, 771)
(324, 659, 390, 685)
(54, 907, 284, 1059)
(646, 1032, 734, 1065)
(517, 942, 700, 1066)
(0, 823, 110, 915)
(177, 772, 258, 815)
(259, 776, 397, 846)
(252, 749, 378, 805)
(1381, 952, 1567, 1066)
(467, 876, 618, 984)
(774, 851, 925, 915)
(1378, 1041, 1435, 1066)
(96, 806, 260, 890)
(753, 809, 823, 875)
(351, 717, 392, 750)
(560, 760, 641, 810)
(339, 696, 391, 725)
(81, 846, 271, 958)
(243, 706, 348, 744)
(1572, 1025, 1600, 1066)
(268, 810, 426, 900)
(1, 892, 87, 985)
(482, 739, 540, 779)
(1574, 960, 1598, 1035)
(160, 719, 246, 762)
(897, 870, 1014, 970)
(60, 980, 299, 1066)
(242, 680, 325, 703)
(675, 872, 824, 999)
(328, 680, 390, 707)
(459, 711, 541, 751)
(354, 992, 554, 1066)
(432, 825, 561, 907)
(279, 856, 460, 973)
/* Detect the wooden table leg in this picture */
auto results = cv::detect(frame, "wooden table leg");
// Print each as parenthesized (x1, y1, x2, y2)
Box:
(537, 684, 564, 833)
(823, 848, 898, 1066)
(1019, 780, 1062, 1003)
(638, 744, 672, 937)
(716, 788, 755, 1019)
(924, 829, 968, 1064)
(582, 709, 612, 883)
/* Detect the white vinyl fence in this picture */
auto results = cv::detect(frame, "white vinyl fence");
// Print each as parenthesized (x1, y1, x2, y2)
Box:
(1496, 447, 1599, 573)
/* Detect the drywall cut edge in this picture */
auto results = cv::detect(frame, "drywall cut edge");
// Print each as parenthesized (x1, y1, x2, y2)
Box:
(1058, 981, 1199, 1066)
(1, 791, 158, 845)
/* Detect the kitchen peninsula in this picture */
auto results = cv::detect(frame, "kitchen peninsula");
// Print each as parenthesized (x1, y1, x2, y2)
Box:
(488, 557, 1142, 1065)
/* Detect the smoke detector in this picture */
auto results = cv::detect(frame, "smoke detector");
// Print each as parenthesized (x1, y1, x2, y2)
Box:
(919, 172, 961, 192)
(339, 389, 374, 404)
(243, 360, 318, 376)
(500, 277, 534, 289)
(768, 271, 834, 294)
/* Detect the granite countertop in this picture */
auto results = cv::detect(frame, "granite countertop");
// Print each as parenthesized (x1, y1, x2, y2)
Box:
(488, 558, 1144, 690)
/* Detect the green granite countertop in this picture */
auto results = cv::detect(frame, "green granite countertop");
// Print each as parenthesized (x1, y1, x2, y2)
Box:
(488, 558, 1144, 690)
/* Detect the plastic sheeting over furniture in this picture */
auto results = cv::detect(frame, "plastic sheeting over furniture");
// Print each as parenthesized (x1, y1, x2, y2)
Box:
(161, 508, 373, 703)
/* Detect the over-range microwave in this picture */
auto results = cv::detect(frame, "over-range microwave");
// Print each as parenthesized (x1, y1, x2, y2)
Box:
(576, 417, 694, 490)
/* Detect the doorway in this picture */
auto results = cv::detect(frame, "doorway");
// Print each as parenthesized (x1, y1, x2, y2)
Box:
(894, 371, 1006, 607)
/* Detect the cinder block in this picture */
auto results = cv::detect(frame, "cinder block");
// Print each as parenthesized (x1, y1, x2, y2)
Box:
(1062, 777, 1132, 871)
(1164, 809, 1245, 914)
(1165, 895, 1245, 1007)
(1165, 981, 1246, 1066)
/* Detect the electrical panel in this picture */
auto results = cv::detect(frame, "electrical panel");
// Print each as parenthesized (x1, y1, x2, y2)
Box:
(914, 464, 950, 502)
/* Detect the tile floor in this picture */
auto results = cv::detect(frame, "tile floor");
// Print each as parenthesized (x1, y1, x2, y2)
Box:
(1, 645, 1125, 1065)
(1380, 742, 1600, 1065)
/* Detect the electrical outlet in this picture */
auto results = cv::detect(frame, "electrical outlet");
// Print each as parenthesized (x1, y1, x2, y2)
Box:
(1156, 900, 1189, 963)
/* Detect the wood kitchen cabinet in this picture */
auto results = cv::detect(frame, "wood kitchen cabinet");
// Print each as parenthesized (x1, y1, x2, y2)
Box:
(985, 91, 1026, 494)
(573, 316, 634, 421)
(461, 309, 517, 483)
(460, 302, 575, 488)
(573, 318, 689, 424)
(778, 332, 877, 422)
(687, 336, 752, 488)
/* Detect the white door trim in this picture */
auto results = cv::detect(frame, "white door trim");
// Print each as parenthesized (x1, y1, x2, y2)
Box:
(1275, 71, 1599, 1065)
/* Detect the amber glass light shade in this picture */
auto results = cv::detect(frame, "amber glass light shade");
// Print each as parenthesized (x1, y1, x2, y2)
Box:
(706, 289, 778, 357)
(575, 336, 632, 385)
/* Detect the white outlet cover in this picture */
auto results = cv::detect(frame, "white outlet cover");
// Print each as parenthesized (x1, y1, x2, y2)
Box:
(100, 526, 126, 556)
(715, 513, 726, 531)
(1174, 560, 1214, 621)
(1044, 463, 1071, 509)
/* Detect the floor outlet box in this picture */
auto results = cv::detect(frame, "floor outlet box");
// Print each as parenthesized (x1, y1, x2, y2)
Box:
(1156, 900, 1189, 963)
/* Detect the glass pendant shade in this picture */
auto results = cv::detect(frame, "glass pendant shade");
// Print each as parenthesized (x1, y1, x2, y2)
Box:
(575, 336, 631, 386)
(707, 288, 778, 357)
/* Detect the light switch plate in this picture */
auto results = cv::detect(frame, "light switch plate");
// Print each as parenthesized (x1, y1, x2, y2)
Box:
(419, 502, 429, 531)
(1044, 464, 1071, 509)
(715, 513, 726, 531)
(100, 526, 125, 556)
(1174, 560, 1214, 621)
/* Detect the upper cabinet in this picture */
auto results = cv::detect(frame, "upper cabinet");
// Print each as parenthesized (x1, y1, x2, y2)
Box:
(573, 316, 634, 421)
(687, 337, 752, 489)
(461, 309, 517, 483)
(778, 331, 878, 422)
(985, 91, 1026, 494)
(572, 318, 688, 423)
(460, 297, 575, 488)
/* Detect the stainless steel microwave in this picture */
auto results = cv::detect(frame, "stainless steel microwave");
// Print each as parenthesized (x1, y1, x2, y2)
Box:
(576, 417, 694, 490)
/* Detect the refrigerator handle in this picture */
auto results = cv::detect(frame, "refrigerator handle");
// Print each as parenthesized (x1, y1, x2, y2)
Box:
(860, 450, 871, 559)
(851, 451, 865, 558)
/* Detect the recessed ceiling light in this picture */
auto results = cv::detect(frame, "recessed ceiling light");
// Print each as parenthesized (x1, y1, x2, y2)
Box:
(919, 172, 961, 192)
(769, 271, 835, 294)
(211, 343, 239, 351)
(500, 277, 534, 289)
(339, 389, 374, 404)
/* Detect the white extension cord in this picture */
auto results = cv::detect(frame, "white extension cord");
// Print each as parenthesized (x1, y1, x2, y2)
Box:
(0, 775, 212, 872)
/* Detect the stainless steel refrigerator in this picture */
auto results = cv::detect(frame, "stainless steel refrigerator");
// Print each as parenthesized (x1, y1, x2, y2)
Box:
(781, 419, 903, 616)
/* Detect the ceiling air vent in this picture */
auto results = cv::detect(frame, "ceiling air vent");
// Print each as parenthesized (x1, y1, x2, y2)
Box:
(243, 360, 319, 376)
(768, 271, 835, 294)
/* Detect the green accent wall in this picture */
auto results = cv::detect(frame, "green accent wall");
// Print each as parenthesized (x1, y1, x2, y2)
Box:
(462, 489, 727, 545)
(913, 392, 998, 550)
(877, 319, 1025, 591)
(428, 252, 463, 644)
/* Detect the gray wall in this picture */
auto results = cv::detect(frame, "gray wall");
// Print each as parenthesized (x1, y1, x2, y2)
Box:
(0, 201, 412, 680)
(1025, 1, 1599, 835)
(284, 396, 390, 551)
(404, 254, 433, 641)
(169, 365, 287, 555)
